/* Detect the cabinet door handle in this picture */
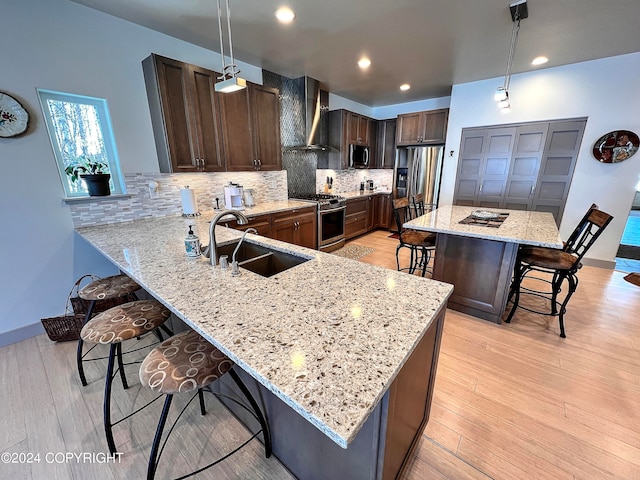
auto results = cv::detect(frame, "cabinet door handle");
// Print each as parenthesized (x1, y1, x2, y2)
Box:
(530, 185, 535, 196)
(479, 184, 483, 194)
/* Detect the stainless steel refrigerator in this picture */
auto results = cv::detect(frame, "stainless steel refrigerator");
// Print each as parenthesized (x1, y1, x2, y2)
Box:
(393, 146, 444, 207)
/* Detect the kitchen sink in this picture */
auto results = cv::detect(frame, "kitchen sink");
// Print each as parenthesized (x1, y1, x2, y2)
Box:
(217, 240, 310, 277)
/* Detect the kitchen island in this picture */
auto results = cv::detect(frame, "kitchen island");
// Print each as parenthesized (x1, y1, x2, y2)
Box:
(76, 212, 453, 480)
(404, 205, 562, 323)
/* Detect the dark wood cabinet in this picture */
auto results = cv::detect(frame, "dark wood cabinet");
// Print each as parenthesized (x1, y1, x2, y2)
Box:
(376, 194, 393, 229)
(347, 111, 371, 145)
(396, 108, 449, 146)
(219, 83, 282, 172)
(143, 54, 224, 173)
(345, 197, 370, 239)
(271, 207, 317, 250)
(346, 194, 392, 239)
(327, 109, 377, 170)
(143, 53, 281, 173)
(222, 213, 273, 237)
(376, 119, 397, 169)
(250, 84, 282, 171)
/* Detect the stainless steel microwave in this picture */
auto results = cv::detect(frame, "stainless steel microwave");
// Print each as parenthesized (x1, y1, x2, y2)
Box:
(349, 144, 370, 168)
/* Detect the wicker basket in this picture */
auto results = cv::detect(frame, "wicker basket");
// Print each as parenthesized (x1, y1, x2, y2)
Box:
(41, 274, 134, 342)
(41, 314, 86, 342)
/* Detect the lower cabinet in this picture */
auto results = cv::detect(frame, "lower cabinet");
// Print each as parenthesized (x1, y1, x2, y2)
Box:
(220, 207, 316, 249)
(346, 197, 370, 240)
(346, 194, 391, 240)
(224, 214, 273, 237)
(271, 207, 317, 250)
(376, 194, 393, 230)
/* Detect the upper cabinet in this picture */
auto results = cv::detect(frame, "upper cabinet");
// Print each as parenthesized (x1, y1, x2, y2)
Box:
(396, 108, 449, 146)
(326, 109, 377, 169)
(376, 119, 397, 169)
(142, 54, 281, 173)
(219, 83, 282, 171)
(347, 111, 371, 146)
(143, 54, 224, 173)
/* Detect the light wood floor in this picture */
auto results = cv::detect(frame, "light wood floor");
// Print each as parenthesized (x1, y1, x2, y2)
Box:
(1, 229, 639, 479)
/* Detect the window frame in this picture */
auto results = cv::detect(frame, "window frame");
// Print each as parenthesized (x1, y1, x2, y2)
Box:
(37, 88, 126, 198)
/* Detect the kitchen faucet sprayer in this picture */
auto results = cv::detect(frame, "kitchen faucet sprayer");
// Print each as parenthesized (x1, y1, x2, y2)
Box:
(231, 228, 258, 276)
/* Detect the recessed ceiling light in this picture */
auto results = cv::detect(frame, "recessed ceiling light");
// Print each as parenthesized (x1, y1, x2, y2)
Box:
(275, 6, 295, 24)
(358, 57, 371, 69)
(531, 56, 548, 66)
(400, 84, 411, 91)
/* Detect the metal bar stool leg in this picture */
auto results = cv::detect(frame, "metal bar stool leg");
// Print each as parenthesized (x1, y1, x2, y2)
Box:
(198, 388, 206, 416)
(104, 343, 118, 455)
(228, 369, 272, 457)
(505, 263, 525, 324)
(116, 342, 129, 390)
(77, 299, 96, 386)
(147, 394, 174, 480)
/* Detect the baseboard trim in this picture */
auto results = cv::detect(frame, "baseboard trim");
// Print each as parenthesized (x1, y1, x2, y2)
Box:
(582, 257, 616, 269)
(0, 322, 46, 348)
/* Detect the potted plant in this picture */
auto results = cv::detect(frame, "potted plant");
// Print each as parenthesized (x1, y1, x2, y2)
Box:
(65, 156, 111, 196)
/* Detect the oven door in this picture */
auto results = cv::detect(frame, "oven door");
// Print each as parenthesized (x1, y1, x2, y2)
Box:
(318, 205, 346, 252)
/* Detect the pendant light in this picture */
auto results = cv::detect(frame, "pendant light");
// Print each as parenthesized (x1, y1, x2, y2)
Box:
(215, 0, 246, 93)
(494, 0, 528, 112)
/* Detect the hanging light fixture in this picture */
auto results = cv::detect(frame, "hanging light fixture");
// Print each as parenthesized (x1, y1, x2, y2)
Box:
(494, 0, 528, 112)
(215, 0, 246, 93)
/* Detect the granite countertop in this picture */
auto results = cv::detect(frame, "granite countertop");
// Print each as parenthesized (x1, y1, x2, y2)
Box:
(76, 212, 453, 449)
(341, 190, 392, 199)
(212, 199, 315, 218)
(404, 205, 563, 248)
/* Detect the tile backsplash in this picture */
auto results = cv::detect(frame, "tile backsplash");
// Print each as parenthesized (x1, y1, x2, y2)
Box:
(316, 169, 393, 194)
(69, 171, 288, 227)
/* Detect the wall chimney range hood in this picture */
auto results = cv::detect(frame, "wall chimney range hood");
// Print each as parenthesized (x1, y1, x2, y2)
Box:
(282, 76, 334, 152)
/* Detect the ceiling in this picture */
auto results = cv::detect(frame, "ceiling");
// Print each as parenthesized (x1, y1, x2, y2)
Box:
(70, 0, 640, 107)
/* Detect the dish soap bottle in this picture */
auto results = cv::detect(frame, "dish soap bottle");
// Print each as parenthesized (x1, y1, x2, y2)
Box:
(185, 225, 201, 257)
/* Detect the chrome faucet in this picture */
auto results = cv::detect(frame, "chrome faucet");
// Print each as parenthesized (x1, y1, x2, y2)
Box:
(231, 228, 258, 276)
(203, 210, 249, 266)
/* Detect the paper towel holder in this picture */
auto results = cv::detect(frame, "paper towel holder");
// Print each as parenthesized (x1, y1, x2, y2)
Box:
(181, 185, 201, 218)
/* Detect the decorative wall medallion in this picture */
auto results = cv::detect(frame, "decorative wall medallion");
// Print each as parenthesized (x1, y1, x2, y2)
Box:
(592, 130, 639, 163)
(0, 92, 29, 138)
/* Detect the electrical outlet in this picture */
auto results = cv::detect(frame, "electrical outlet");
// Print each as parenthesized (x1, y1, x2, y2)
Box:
(148, 180, 159, 199)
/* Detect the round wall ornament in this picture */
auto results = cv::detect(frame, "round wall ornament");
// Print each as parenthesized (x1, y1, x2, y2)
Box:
(0, 92, 29, 138)
(592, 130, 639, 163)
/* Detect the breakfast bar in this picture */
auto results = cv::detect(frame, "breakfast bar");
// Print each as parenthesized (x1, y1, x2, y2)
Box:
(404, 205, 562, 323)
(76, 212, 453, 480)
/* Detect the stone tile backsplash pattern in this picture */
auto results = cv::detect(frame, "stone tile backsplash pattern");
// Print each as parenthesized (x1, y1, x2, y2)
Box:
(316, 169, 393, 194)
(69, 171, 288, 227)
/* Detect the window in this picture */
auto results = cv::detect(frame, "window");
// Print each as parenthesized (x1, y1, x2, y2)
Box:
(37, 89, 125, 197)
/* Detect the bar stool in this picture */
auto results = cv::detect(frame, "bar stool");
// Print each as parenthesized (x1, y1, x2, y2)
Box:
(80, 299, 172, 454)
(139, 329, 272, 480)
(505, 207, 613, 337)
(76, 274, 141, 386)
(393, 197, 436, 276)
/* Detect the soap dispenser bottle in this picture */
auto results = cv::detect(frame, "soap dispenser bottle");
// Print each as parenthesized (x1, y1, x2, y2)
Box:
(185, 225, 201, 257)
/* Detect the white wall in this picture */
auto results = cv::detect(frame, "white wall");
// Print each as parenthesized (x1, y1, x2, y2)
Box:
(0, 0, 264, 344)
(442, 52, 640, 264)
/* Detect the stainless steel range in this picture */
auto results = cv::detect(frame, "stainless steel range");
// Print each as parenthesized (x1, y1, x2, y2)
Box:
(293, 193, 347, 252)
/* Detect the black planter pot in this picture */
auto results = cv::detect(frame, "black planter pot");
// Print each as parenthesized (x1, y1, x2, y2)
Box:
(81, 174, 111, 196)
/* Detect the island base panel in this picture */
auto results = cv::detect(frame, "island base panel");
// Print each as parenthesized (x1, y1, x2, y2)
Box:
(433, 234, 517, 323)
(213, 308, 446, 480)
